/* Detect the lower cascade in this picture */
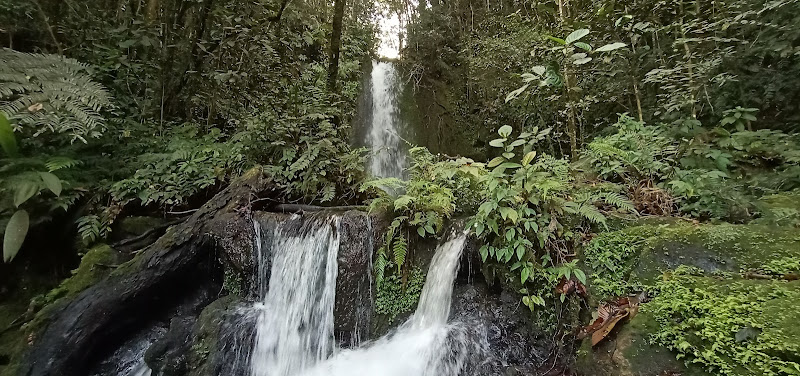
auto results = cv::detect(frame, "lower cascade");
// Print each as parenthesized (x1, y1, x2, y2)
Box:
(299, 232, 473, 376)
(248, 216, 341, 376)
(245, 218, 470, 376)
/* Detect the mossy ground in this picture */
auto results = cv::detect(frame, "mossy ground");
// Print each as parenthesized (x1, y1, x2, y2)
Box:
(0, 245, 117, 376)
(580, 221, 800, 376)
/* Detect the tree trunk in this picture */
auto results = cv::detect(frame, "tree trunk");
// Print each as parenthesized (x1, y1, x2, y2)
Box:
(558, 0, 578, 160)
(327, 0, 346, 92)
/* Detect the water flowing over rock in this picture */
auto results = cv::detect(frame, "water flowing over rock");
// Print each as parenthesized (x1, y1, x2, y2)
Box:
(248, 216, 340, 376)
(298, 231, 476, 376)
(366, 60, 407, 179)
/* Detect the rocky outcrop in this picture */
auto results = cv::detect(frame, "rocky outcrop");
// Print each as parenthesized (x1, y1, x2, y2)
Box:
(17, 168, 276, 376)
(577, 222, 800, 376)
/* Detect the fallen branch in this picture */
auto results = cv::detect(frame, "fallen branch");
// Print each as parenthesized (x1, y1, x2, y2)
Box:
(273, 204, 367, 213)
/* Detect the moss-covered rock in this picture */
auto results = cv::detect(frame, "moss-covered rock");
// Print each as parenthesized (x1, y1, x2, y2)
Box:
(186, 296, 241, 376)
(115, 216, 168, 238)
(584, 223, 800, 299)
(0, 245, 117, 376)
(576, 310, 710, 376)
(643, 269, 800, 376)
(580, 222, 800, 376)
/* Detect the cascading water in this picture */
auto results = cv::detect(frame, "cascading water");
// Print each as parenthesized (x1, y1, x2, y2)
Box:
(299, 231, 475, 376)
(367, 61, 407, 179)
(248, 216, 341, 376)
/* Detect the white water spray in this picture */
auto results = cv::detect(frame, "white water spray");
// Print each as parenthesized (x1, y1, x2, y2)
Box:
(299, 232, 472, 376)
(367, 61, 406, 179)
(249, 217, 341, 376)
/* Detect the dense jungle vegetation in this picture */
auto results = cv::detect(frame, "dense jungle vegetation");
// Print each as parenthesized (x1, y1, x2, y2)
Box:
(1, 0, 800, 375)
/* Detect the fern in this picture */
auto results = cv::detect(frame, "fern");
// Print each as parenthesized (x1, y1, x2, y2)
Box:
(393, 234, 408, 273)
(45, 157, 82, 172)
(601, 192, 636, 213)
(374, 248, 389, 285)
(0, 49, 114, 143)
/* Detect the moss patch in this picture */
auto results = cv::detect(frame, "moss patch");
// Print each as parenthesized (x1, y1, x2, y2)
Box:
(0, 245, 117, 376)
(645, 267, 800, 376)
(584, 223, 800, 299)
(186, 296, 240, 376)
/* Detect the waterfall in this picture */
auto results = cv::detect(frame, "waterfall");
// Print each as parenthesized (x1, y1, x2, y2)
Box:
(129, 361, 152, 376)
(367, 61, 406, 179)
(298, 231, 474, 376)
(248, 216, 341, 376)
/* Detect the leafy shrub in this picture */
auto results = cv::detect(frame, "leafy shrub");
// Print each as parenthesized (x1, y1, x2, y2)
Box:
(363, 147, 480, 284)
(470, 125, 633, 311)
(111, 124, 245, 207)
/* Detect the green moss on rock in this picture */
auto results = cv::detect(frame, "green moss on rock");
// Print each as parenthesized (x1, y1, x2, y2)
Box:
(0, 245, 117, 376)
(584, 223, 800, 299)
(186, 296, 240, 376)
(645, 268, 800, 376)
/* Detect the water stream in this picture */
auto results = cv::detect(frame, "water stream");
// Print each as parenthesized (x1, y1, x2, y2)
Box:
(248, 216, 341, 376)
(367, 60, 407, 179)
(298, 231, 474, 376)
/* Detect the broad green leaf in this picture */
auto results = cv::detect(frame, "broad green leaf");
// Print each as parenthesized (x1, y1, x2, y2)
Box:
(565, 29, 590, 44)
(574, 42, 592, 51)
(505, 85, 529, 103)
(38, 172, 62, 196)
(545, 35, 566, 45)
(574, 269, 587, 285)
(489, 138, 506, 148)
(573, 57, 593, 65)
(531, 66, 546, 76)
(0, 112, 18, 157)
(417, 227, 426, 237)
(498, 125, 513, 138)
(509, 139, 526, 147)
(14, 181, 39, 207)
(499, 207, 518, 223)
(4, 210, 29, 263)
(521, 267, 530, 284)
(488, 157, 506, 168)
(522, 151, 537, 166)
(502, 152, 515, 159)
(595, 42, 627, 52)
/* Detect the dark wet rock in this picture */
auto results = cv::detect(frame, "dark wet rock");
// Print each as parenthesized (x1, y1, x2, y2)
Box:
(207, 212, 256, 277)
(450, 281, 549, 376)
(145, 317, 196, 375)
(334, 211, 376, 347)
(18, 168, 274, 376)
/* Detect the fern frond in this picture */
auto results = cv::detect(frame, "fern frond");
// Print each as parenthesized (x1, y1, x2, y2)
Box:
(393, 234, 408, 273)
(45, 157, 81, 172)
(0, 49, 114, 142)
(601, 192, 636, 213)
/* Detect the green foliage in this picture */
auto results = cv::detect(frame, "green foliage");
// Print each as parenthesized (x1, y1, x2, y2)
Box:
(646, 267, 800, 376)
(585, 115, 677, 184)
(470, 125, 634, 309)
(583, 228, 655, 299)
(3, 210, 29, 263)
(375, 267, 425, 322)
(0, 49, 114, 143)
(110, 124, 245, 207)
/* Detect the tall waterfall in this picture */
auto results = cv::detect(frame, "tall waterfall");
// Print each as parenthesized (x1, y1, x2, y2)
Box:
(367, 61, 407, 179)
(299, 232, 473, 376)
(249, 216, 341, 376)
